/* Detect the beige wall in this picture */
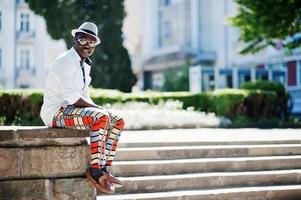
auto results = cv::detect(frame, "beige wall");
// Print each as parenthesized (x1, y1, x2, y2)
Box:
(123, 0, 144, 56)
(158, 0, 191, 48)
(0, 0, 66, 89)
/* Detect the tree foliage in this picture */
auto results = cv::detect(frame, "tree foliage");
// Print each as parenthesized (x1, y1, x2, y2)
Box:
(162, 63, 189, 92)
(228, 0, 301, 54)
(25, 0, 136, 92)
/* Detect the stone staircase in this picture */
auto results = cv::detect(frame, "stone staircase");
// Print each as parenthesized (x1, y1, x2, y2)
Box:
(98, 141, 301, 200)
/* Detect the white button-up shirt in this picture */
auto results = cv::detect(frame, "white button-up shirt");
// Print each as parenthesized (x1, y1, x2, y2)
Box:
(40, 47, 95, 127)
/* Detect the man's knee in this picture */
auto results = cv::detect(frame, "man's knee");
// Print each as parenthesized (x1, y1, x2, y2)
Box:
(92, 114, 110, 130)
(115, 117, 125, 130)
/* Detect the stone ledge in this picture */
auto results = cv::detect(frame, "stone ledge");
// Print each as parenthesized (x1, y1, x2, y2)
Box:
(0, 144, 90, 181)
(0, 126, 89, 147)
(0, 126, 95, 200)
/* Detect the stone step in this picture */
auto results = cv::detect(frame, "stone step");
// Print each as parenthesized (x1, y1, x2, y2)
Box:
(98, 185, 301, 200)
(119, 140, 301, 147)
(0, 178, 96, 200)
(114, 169, 301, 194)
(115, 144, 301, 160)
(110, 155, 301, 176)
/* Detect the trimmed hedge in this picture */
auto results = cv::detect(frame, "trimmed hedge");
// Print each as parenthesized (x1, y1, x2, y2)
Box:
(0, 87, 278, 126)
(240, 80, 291, 120)
(0, 89, 44, 125)
(208, 89, 277, 118)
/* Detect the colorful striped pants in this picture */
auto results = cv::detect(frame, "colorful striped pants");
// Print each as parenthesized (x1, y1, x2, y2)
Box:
(52, 105, 124, 169)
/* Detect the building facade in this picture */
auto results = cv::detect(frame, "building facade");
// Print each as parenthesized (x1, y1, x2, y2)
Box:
(0, 0, 66, 89)
(123, 0, 301, 114)
(122, 0, 145, 91)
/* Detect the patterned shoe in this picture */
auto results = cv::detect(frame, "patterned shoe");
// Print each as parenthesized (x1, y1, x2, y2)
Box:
(86, 169, 115, 194)
(105, 172, 123, 188)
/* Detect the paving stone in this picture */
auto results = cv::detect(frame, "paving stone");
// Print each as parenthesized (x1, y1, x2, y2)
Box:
(51, 178, 96, 200)
(0, 148, 19, 179)
(21, 146, 90, 178)
(0, 179, 48, 200)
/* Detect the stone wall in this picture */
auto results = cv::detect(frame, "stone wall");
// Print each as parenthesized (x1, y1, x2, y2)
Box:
(0, 126, 96, 200)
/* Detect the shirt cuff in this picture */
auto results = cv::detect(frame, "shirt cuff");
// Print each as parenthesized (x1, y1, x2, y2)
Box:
(66, 92, 82, 104)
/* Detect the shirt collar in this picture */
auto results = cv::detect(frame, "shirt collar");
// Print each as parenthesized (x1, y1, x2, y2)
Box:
(70, 47, 82, 64)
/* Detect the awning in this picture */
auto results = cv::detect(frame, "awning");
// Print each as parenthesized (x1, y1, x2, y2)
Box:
(143, 50, 216, 71)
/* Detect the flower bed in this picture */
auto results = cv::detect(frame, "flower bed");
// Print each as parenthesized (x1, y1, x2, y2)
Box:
(105, 101, 231, 130)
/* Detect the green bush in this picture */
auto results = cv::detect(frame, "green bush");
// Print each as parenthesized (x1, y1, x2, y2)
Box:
(0, 89, 202, 126)
(210, 89, 247, 117)
(0, 87, 279, 126)
(162, 63, 189, 91)
(206, 89, 277, 119)
(244, 90, 277, 118)
(0, 89, 44, 125)
(240, 80, 290, 120)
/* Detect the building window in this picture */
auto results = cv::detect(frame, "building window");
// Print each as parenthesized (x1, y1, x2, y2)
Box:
(152, 72, 164, 90)
(269, 63, 286, 84)
(287, 61, 297, 86)
(164, 21, 171, 38)
(273, 71, 285, 84)
(20, 84, 29, 88)
(299, 61, 301, 86)
(238, 70, 251, 86)
(17, 0, 25, 4)
(256, 70, 268, 80)
(0, 11, 2, 31)
(20, 49, 30, 69)
(160, 0, 172, 6)
(20, 13, 30, 32)
(158, 11, 162, 47)
(0, 49, 2, 68)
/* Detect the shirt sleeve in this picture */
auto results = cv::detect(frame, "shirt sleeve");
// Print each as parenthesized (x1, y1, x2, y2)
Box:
(52, 60, 82, 104)
(82, 86, 96, 105)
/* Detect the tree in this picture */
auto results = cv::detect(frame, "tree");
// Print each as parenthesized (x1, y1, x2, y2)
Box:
(162, 63, 189, 92)
(228, 0, 301, 54)
(26, 0, 136, 92)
